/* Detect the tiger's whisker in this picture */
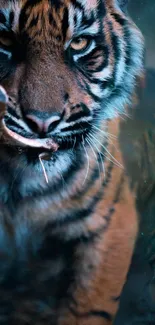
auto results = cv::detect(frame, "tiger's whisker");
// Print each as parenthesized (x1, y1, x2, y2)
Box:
(87, 134, 106, 178)
(72, 137, 77, 151)
(82, 135, 90, 185)
(86, 136, 102, 185)
(88, 122, 117, 139)
(39, 155, 49, 184)
(89, 133, 123, 169)
(59, 170, 67, 191)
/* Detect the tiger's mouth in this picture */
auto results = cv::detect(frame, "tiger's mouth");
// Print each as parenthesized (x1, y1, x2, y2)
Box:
(2, 120, 59, 152)
(2, 116, 90, 153)
(2, 119, 86, 154)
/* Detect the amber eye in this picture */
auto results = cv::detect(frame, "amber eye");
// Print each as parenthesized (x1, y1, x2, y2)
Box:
(70, 37, 90, 52)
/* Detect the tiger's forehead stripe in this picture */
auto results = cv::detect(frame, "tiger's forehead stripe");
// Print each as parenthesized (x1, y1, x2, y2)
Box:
(0, 0, 106, 42)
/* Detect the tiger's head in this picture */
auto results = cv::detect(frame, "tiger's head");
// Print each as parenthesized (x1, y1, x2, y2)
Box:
(0, 0, 144, 196)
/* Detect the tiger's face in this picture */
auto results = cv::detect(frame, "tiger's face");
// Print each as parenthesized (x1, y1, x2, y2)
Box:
(0, 0, 143, 195)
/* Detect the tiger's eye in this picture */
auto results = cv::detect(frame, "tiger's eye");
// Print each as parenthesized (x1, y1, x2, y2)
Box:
(70, 37, 89, 51)
(0, 37, 13, 47)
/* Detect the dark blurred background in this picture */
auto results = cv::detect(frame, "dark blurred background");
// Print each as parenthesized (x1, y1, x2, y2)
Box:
(114, 1, 155, 324)
(129, 0, 155, 69)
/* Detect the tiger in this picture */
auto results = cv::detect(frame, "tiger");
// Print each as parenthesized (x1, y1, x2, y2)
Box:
(0, 0, 144, 324)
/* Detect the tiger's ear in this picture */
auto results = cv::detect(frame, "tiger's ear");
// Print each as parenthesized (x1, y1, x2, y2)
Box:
(116, 0, 129, 12)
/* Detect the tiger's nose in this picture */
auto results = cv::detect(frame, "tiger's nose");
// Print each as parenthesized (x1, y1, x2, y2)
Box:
(25, 112, 61, 134)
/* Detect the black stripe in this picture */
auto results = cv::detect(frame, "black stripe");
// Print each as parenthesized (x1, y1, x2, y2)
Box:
(72, 150, 113, 200)
(3, 124, 29, 139)
(90, 55, 109, 73)
(81, 12, 96, 29)
(80, 103, 90, 114)
(46, 160, 114, 228)
(75, 64, 96, 83)
(49, 12, 57, 28)
(112, 14, 129, 86)
(111, 12, 126, 26)
(9, 11, 14, 28)
(101, 79, 115, 91)
(85, 83, 101, 102)
(97, 0, 106, 18)
(7, 107, 20, 119)
(124, 25, 132, 68)
(102, 207, 115, 234)
(111, 295, 121, 302)
(113, 174, 125, 203)
(49, 204, 96, 228)
(61, 121, 90, 132)
(89, 310, 112, 321)
(49, 0, 62, 10)
(66, 111, 90, 123)
(47, 192, 105, 230)
(19, 0, 42, 32)
(107, 20, 120, 86)
(4, 117, 24, 130)
(25, 0, 42, 5)
(62, 7, 69, 41)
(0, 11, 6, 25)
(69, 306, 112, 321)
(68, 207, 115, 262)
(80, 47, 109, 72)
(82, 154, 113, 195)
(19, 7, 29, 31)
(75, 225, 109, 243)
(27, 13, 39, 29)
(74, 12, 77, 27)
(63, 209, 114, 244)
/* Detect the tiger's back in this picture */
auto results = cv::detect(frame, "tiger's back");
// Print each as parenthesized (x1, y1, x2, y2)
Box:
(0, 0, 144, 324)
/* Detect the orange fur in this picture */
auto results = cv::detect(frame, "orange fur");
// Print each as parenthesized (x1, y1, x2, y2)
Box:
(0, 0, 144, 324)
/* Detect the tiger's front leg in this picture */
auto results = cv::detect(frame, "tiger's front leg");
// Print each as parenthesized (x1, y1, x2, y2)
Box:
(59, 194, 138, 325)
